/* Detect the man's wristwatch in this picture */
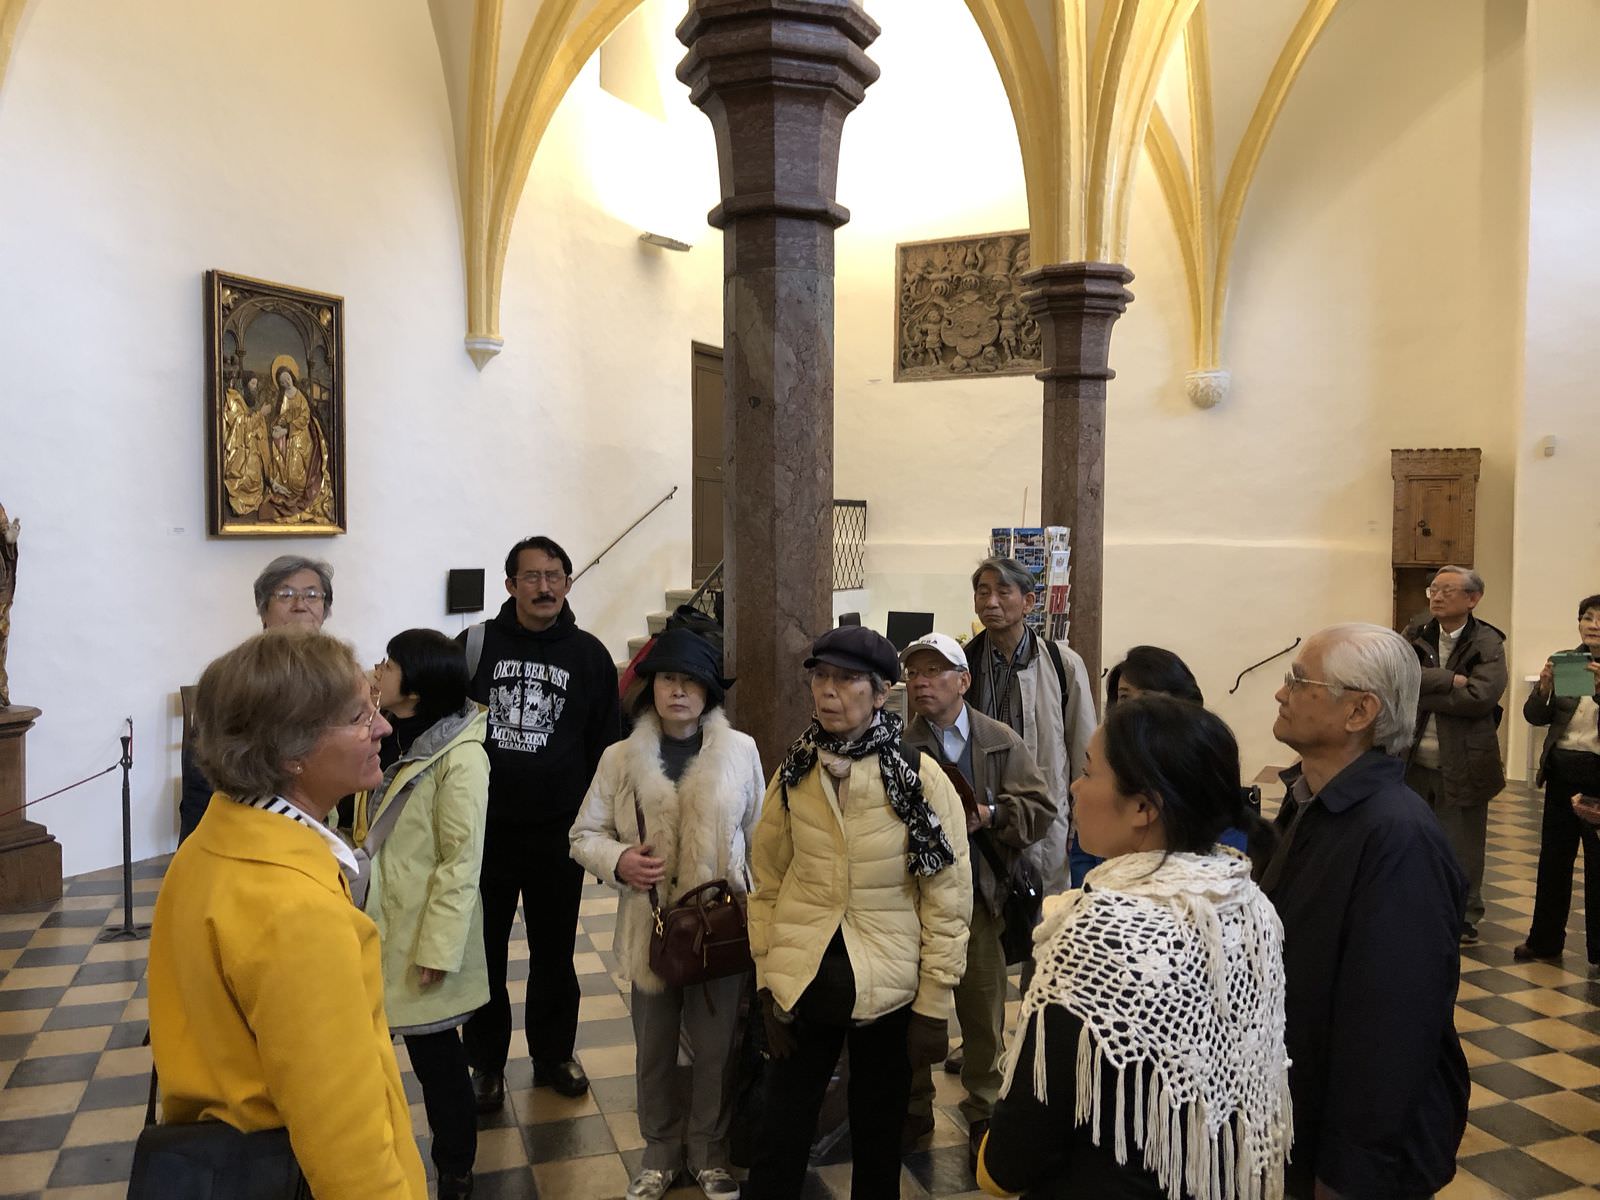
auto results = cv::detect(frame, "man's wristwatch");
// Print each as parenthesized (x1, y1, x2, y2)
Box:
(985, 802, 997, 827)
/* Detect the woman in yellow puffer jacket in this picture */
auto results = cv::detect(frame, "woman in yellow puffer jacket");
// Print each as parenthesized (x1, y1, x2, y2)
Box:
(746, 626, 971, 1200)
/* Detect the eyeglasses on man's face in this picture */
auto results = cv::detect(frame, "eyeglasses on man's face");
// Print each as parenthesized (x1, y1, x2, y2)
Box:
(1425, 583, 1471, 599)
(271, 587, 327, 604)
(514, 570, 568, 587)
(903, 664, 962, 681)
(1282, 670, 1339, 693)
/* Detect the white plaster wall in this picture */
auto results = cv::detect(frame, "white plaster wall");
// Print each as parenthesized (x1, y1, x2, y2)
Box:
(1507, 0, 1600, 780)
(835, 0, 1526, 781)
(0, 0, 720, 875)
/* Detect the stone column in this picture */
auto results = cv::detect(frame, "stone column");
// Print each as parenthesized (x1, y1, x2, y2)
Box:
(678, 0, 880, 767)
(1022, 262, 1135, 700)
(0, 706, 62, 910)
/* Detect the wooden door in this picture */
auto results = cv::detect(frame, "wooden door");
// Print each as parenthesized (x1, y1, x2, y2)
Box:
(691, 343, 724, 586)
(1402, 477, 1464, 564)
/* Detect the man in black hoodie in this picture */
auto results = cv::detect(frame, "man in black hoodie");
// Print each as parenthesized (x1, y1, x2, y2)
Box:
(462, 536, 621, 1110)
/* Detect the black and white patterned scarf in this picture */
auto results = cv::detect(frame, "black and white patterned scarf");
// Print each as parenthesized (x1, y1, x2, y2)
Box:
(778, 709, 956, 877)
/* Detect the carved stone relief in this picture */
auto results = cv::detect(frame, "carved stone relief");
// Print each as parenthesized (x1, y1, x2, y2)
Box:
(894, 231, 1042, 382)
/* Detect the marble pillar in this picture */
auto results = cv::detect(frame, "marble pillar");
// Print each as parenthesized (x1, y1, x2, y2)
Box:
(1022, 263, 1135, 700)
(0, 706, 61, 910)
(678, 0, 880, 767)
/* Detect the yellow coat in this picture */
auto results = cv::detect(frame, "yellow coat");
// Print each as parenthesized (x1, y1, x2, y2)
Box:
(749, 754, 971, 1021)
(148, 796, 427, 1200)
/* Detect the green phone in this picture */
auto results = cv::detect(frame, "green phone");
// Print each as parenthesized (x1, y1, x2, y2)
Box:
(1551, 650, 1595, 699)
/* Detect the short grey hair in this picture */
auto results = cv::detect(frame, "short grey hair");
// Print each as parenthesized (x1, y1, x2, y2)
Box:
(971, 556, 1035, 594)
(1433, 565, 1484, 596)
(253, 555, 334, 618)
(1315, 622, 1421, 756)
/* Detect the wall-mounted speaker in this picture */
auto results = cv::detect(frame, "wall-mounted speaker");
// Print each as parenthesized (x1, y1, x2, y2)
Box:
(447, 569, 485, 615)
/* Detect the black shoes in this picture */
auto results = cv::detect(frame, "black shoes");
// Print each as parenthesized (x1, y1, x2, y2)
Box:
(1513, 943, 1562, 963)
(533, 1057, 590, 1098)
(438, 1171, 474, 1199)
(1459, 924, 1480, 946)
(471, 1069, 505, 1114)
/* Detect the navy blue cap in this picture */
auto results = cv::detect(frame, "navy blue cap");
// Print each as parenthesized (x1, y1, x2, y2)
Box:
(804, 625, 901, 684)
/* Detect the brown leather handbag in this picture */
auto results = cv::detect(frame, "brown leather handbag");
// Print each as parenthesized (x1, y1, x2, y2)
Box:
(634, 796, 751, 987)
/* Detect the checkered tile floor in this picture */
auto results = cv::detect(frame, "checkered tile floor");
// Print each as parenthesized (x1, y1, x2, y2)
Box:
(0, 787, 1596, 1198)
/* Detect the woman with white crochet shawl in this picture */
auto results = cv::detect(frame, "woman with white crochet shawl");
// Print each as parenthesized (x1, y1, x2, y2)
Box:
(978, 695, 1292, 1200)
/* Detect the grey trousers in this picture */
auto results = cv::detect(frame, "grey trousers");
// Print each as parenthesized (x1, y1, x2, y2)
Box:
(1405, 762, 1487, 929)
(630, 973, 746, 1173)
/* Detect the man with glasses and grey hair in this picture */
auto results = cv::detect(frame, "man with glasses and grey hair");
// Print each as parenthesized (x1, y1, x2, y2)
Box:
(963, 557, 1094, 895)
(1402, 564, 1507, 945)
(1263, 622, 1468, 1200)
(179, 555, 335, 840)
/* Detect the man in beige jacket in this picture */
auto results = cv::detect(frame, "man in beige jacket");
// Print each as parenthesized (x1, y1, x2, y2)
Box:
(747, 626, 972, 1200)
(900, 633, 1052, 1168)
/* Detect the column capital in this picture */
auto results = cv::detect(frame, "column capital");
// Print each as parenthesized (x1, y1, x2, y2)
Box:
(1021, 262, 1135, 385)
(678, 1, 879, 235)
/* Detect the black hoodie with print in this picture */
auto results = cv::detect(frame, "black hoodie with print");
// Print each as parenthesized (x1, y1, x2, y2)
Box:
(462, 597, 621, 832)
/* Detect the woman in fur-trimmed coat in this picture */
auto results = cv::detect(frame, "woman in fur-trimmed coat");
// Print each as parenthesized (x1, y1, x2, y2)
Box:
(569, 628, 763, 1200)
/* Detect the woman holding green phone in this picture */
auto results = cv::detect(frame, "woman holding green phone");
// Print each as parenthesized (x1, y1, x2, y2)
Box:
(1518, 593, 1600, 976)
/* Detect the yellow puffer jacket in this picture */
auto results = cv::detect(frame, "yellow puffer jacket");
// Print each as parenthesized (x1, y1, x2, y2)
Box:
(148, 796, 426, 1200)
(749, 752, 971, 1021)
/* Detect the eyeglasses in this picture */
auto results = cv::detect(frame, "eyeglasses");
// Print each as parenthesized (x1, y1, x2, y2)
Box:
(332, 700, 380, 735)
(271, 587, 327, 604)
(1282, 671, 1340, 693)
(903, 664, 963, 681)
(514, 570, 568, 587)
(1425, 585, 1466, 599)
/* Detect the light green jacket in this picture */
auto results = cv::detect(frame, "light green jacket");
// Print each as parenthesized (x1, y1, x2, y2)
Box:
(358, 704, 490, 1034)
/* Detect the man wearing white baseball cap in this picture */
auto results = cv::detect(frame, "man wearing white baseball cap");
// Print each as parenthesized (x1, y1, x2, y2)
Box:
(898, 632, 1053, 1169)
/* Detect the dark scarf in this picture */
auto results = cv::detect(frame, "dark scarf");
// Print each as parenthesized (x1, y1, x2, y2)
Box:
(778, 709, 956, 877)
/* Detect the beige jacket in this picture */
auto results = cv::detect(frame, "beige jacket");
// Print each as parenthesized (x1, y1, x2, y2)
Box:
(749, 749, 972, 1021)
(964, 632, 1095, 894)
(568, 709, 764, 993)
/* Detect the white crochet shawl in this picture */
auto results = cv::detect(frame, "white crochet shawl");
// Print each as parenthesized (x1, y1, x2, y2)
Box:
(999, 849, 1293, 1200)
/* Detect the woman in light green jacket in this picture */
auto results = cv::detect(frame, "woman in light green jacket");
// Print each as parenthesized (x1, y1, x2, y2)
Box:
(360, 628, 490, 1200)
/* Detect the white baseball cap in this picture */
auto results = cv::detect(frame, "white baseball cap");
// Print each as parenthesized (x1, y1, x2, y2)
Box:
(898, 632, 968, 671)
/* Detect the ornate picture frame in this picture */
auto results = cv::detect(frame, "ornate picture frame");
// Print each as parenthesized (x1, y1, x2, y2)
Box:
(204, 270, 346, 536)
(894, 231, 1042, 382)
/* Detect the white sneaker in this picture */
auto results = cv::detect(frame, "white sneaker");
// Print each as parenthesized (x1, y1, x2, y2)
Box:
(626, 1167, 676, 1200)
(695, 1166, 741, 1200)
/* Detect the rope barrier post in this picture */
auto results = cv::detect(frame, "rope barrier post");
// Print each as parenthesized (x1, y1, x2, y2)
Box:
(99, 717, 148, 943)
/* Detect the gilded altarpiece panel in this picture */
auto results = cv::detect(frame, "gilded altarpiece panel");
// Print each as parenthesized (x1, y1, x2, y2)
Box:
(204, 271, 346, 536)
(894, 231, 1041, 382)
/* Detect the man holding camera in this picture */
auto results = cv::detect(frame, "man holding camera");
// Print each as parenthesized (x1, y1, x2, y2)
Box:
(1402, 565, 1507, 945)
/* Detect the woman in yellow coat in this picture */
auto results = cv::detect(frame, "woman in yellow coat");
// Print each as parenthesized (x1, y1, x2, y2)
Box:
(148, 629, 427, 1199)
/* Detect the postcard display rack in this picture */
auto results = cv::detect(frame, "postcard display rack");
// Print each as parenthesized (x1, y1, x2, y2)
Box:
(989, 526, 1071, 640)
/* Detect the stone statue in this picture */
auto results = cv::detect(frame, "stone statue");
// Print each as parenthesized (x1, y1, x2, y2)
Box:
(0, 500, 17, 708)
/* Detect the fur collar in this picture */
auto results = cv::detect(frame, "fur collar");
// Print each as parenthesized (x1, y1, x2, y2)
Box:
(622, 708, 749, 902)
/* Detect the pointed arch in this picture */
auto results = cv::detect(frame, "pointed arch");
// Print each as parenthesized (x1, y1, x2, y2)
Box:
(0, 0, 30, 100)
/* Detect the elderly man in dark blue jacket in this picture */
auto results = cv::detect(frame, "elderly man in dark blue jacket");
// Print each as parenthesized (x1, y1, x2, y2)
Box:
(1262, 622, 1468, 1200)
